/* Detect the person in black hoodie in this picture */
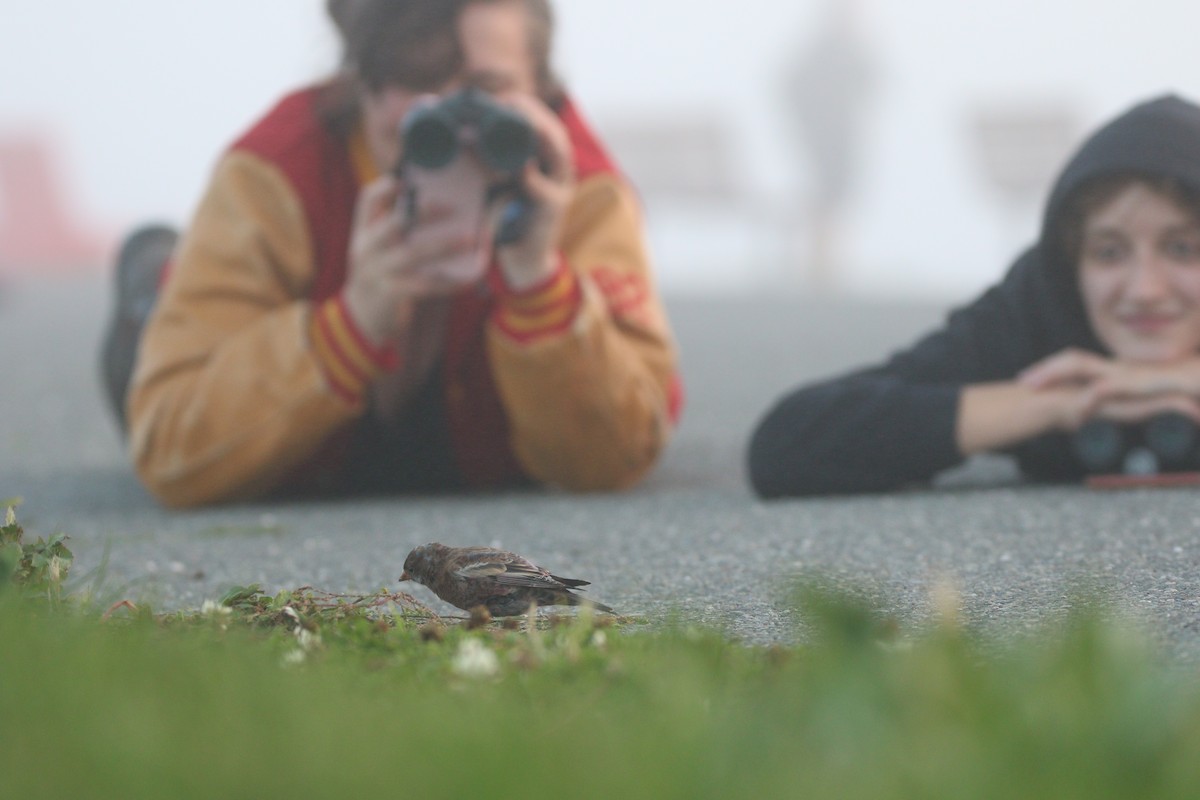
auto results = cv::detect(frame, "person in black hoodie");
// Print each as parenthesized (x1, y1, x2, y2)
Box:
(749, 94, 1200, 497)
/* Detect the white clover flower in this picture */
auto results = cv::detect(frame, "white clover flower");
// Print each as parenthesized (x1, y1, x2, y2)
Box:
(590, 630, 607, 649)
(281, 649, 307, 667)
(929, 576, 963, 628)
(295, 628, 322, 651)
(452, 638, 500, 679)
(200, 600, 233, 618)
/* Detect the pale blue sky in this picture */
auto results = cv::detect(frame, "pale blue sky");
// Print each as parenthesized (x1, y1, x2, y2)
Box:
(3, 1, 1200, 295)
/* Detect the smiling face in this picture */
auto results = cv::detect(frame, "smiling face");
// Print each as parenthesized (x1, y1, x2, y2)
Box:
(1077, 182, 1200, 362)
(359, 0, 537, 173)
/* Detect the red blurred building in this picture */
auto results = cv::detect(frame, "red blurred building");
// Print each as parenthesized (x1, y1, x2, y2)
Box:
(0, 133, 114, 276)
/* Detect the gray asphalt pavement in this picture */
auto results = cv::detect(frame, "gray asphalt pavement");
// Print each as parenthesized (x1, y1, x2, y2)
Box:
(4, 275, 1200, 654)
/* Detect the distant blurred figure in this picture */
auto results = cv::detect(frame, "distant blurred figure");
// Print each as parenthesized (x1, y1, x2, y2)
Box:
(782, 0, 877, 289)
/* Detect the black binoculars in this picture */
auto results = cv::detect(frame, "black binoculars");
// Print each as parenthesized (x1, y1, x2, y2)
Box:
(400, 87, 535, 174)
(1072, 412, 1200, 475)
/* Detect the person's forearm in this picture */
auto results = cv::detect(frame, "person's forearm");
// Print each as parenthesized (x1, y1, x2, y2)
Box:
(956, 382, 1072, 455)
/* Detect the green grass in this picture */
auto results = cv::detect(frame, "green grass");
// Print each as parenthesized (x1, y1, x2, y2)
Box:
(4, 508, 1200, 798)
(4, 591, 1200, 799)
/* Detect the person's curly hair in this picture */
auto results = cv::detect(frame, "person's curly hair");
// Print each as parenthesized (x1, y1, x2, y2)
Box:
(1055, 172, 1200, 268)
(320, 0, 562, 135)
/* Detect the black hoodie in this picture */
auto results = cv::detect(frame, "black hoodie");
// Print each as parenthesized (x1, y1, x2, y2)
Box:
(748, 94, 1200, 498)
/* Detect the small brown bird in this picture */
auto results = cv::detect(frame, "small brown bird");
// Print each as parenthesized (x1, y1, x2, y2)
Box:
(399, 542, 614, 617)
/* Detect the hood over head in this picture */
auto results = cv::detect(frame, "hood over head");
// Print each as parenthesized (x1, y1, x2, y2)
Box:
(1039, 94, 1200, 260)
(985, 94, 1200, 361)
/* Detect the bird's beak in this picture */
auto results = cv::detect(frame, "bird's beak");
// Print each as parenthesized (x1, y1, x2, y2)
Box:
(399, 571, 412, 582)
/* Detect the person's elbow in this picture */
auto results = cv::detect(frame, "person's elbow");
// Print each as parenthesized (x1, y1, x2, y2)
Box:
(747, 404, 814, 498)
(745, 396, 866, 499)
(520, 409, 672, 493)
(128, 406, 263, 510)
(132, 446, 247, 509)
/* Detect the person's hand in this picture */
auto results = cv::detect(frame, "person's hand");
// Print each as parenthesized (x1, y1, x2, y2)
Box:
(489, 92, 576, 291)
(342, 175, 481, 346)
(1017, 348, 1200, 429)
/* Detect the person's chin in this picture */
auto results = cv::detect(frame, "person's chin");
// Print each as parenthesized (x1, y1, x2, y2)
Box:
(1112, 336, 1192, 363)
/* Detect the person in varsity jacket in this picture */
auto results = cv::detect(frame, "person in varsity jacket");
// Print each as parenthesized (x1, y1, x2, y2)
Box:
(113, 0, 682, 507)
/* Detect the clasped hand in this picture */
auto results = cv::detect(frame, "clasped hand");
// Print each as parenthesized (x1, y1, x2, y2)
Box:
(1018, 349, 1200, 431)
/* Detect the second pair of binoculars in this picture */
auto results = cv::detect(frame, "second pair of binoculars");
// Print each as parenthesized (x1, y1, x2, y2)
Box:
(400, 87, 535, 175)
(1072, 412, 1200, 475)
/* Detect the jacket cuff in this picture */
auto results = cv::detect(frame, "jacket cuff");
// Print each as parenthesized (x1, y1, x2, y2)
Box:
(490, 255, 583, 344)
(309, 294, 401, 404)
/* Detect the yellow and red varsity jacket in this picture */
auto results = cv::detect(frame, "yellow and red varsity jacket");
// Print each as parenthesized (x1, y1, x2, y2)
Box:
(128, 86, 683, 508)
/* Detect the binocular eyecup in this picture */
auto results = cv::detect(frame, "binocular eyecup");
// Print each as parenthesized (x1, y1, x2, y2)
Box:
(400, 87, 535, 175)
(1072, 412, 1200, 475)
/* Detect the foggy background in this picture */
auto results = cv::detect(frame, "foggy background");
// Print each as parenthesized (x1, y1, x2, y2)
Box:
(3, 0, 1200, 299)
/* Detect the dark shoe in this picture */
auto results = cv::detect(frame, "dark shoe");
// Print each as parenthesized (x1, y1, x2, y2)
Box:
(100, 224, 178, 433)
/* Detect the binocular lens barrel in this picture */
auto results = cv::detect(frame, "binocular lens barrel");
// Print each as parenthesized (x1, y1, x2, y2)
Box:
(1073, 419, 1126, 474)
(478, 114, 535, 173)
(400, 89, 534, 174)
(1144, 412, 1198, 468)
(1072, 412, 1200, 475)
(403, 112, 459, 170)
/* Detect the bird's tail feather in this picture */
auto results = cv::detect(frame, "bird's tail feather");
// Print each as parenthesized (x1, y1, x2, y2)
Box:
(565, 593, 614, 614)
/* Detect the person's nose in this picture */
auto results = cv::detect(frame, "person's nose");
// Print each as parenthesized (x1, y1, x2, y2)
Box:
(1125, 249, 1174, 304)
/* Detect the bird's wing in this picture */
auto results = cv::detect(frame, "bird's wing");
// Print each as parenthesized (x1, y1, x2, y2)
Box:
(454, 558, 569, 590)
